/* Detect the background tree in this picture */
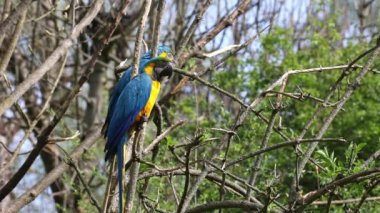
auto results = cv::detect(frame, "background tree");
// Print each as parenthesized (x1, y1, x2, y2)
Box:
(0, 0, 379, 212)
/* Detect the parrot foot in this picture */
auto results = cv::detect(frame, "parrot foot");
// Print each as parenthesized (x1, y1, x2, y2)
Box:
(141, 115, 149, 123)
(136, 116, 148, 130)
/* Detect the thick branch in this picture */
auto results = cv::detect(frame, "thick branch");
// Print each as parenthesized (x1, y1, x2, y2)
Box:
(151, 0, 165, 57)
(131, 0, 152, 77)
(185, 200, 261, 213)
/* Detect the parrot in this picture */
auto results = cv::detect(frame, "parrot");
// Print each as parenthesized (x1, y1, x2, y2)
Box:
(102, 45, 172, 136)
(103, 47, 173, 213)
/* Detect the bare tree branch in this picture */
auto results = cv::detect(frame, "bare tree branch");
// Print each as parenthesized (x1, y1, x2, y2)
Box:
(7, 128, 101, 212)
(0, 0, 103, 116)
(184, 200, 261, 213)
(0, 8, 27, 76)
(131, 0, 152, 77)
(175, 0, 212, 60)
(151, 0, 166, 57)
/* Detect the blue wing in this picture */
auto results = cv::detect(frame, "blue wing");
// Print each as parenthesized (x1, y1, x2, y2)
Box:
(103, 55, 151, 136)
(104, 73, 152, 160)
(102, 67, 133, 136)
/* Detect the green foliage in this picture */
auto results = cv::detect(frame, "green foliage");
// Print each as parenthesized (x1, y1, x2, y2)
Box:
(161, 14, 380, 211)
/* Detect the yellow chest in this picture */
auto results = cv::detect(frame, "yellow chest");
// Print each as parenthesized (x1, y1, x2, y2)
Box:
(137, 80, 161, 120)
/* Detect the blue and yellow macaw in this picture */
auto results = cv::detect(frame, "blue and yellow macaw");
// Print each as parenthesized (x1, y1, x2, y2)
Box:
(102, 45, 172, 136)
(103, 46, 173, 213)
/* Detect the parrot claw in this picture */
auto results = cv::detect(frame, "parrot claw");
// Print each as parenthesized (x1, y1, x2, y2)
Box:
(136, 116, 148, 130)
(141, 115, 149, 123)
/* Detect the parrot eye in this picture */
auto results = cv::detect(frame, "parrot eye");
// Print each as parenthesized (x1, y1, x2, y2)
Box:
(166, 52, 174, 62)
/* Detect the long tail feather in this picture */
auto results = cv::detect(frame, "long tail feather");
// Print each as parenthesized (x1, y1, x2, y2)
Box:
(117, 141, 126, 213)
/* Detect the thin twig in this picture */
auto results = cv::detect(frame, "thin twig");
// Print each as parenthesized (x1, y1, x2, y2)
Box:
(177, 138, 193, 213)
(138, 169, 266, 210)
(0, 0, 12, 47)
(143, 120, 186, 155)
(361, 149, 380, 169)
(246, 110, 277, 199)
(353, 179, 380, 213)
(48, 131, 80, 143)
(102, 157, 116, 213)
(175, 0, 212, 60)
(290, 42, 380, 202)
(312, 196, 380, 205)
(167, 176, 180, 206)
(0, 0, 32, 37)
(168, 26, 268, 99)
(0, 8, 27, 75)
(2, 73, 31, 127)
(184, 200, 261, 213)
(179, 0, 252, 65)
(225, 138, 347, 169)
(59, 146, 101, 212)
(0, 6, 31, 129)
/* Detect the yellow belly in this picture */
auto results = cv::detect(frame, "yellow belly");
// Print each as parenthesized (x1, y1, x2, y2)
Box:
(136, 80, 161, 121)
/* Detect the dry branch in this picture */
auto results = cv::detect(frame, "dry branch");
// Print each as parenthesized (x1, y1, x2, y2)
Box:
(151, 0, 166, 57)
(0, 0, 103, 116)
(175, 0, 212, 60)
(131, 0, 152, 77)
(0, 9, 27, 75)
(7, 128, 101, 212)
(312, 196, 380, 205)
(185, 200, 261, 213)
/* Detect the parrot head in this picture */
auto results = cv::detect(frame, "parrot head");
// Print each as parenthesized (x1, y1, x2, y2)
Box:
(143, 46, 174, 81)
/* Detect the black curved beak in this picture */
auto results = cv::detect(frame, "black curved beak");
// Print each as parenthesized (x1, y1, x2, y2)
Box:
(160, 63, 173, 79)
(155, 62, 173, 81)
